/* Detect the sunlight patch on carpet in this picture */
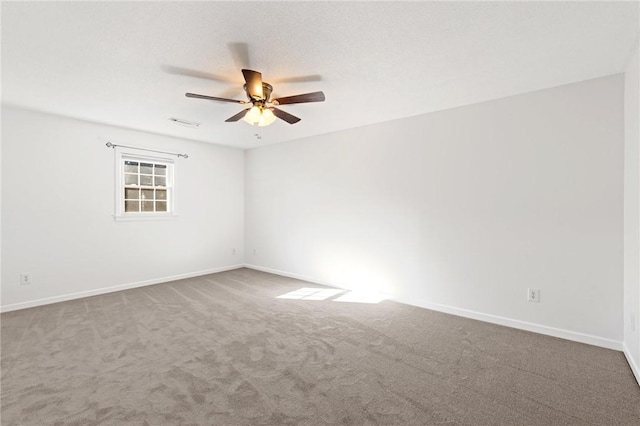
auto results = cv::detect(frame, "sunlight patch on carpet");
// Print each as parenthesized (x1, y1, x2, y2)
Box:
(276, 287, 386, 303)
(276, 287, 345, 300)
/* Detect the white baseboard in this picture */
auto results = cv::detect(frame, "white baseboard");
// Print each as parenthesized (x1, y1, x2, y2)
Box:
(623, 343, 640, 387)
(244, 263, 623, 351)
(397, 297, 622, 351)
(0, 264, 244, 313)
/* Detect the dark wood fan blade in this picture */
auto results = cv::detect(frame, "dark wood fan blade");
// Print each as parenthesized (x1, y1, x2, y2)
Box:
(271, 107, 301, 124)
(225, 108, 250, 122)
(185, 93, 246, 104)
(162, 65, 234, 83)
(242, 69, 264, 100)
(272, 91, 325, 105)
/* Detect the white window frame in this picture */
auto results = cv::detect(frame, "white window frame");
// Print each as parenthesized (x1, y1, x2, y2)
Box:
(114, 147, 177, 221)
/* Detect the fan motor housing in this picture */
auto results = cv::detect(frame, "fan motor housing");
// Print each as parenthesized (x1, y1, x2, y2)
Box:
(244, 82, 273, 101)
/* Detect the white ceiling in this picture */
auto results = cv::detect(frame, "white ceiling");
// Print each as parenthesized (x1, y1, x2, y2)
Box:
(2, 1, 638, 150)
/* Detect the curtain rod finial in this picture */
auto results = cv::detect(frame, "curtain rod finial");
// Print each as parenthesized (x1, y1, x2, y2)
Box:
(106, 142, 114, 148)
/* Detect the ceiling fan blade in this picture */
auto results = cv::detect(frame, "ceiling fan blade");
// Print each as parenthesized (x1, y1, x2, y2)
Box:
(242, 69, 264, 100)
(272, 74, 322, 84)
(272, 91, 325, 105)
(162, 65, 234, 83)
(185, 93, 246, 104)
(228, 42, 250, 69)
(225, 108, 250, 122)
(271, 107, 301, 124)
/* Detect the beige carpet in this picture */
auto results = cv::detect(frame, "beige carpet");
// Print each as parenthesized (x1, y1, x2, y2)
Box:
(1, 268, 639, 425)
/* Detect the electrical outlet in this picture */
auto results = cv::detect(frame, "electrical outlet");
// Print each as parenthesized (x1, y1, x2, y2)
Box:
(232, 248, 236, 255)
(253, 249, 256, 255)
(527, 288, 540, 303)
(20, 273, 32, 285)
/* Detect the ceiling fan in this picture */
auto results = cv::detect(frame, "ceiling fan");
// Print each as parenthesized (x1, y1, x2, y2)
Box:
(185, 69, 325, 127)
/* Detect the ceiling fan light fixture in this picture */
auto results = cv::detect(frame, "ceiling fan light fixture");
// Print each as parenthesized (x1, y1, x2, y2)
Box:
(243, 105, 276, 127)
(258, 108, 276, 127)
(243, 106, 262, 125)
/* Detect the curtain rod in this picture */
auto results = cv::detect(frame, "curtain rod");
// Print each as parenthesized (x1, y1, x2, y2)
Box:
(105, 142, 189, 158)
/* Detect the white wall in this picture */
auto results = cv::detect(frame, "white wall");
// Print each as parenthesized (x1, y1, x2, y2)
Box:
(245, 75, 625, 349)
(1, 106, 244, 311)
(624, 41, 640, 383)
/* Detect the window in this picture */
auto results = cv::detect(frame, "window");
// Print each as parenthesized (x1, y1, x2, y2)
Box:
(123, 160, 169, 213)
(114, 148, 175, 220)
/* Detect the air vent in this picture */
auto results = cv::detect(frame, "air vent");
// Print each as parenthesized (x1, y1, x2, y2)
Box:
(169, 117, 200, 128)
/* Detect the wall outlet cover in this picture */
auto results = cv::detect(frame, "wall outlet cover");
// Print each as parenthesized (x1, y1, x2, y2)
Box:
(20, 273, 32, 285)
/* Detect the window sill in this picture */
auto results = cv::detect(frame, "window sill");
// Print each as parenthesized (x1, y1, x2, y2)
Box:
(114, 213, 178, 222)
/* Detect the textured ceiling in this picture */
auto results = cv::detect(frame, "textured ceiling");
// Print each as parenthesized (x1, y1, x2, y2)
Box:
(2, 1, 638, 149)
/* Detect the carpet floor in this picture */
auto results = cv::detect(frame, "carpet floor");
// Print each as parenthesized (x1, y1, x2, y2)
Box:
(1, 268, 639, 425)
